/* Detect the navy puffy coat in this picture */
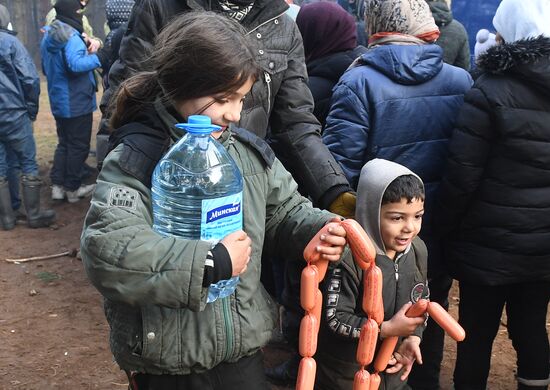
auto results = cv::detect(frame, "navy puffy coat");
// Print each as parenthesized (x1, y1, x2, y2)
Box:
(323, 44, 472, 243)
(40, 21, 100, 118)
(0, 29, 39, 127)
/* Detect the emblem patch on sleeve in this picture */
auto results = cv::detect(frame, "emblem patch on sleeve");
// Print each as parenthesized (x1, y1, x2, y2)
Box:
(108, 186, 138, 210)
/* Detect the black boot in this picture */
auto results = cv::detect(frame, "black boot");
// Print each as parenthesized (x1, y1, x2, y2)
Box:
(265, 352, 300, 386)
(0, 178, 15, 230)
(21, 176, 56, 228)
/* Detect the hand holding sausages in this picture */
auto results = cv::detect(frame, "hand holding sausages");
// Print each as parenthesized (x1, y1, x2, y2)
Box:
(303, 220, 347, 263)
(380, 302, 425, 338)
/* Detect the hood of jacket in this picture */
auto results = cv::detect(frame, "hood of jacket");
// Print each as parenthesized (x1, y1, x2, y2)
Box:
(357, 44, 444, 85)
(0, 4, 10, 30)
(427, 0, 452, 27)
(42, 21, 76, 53)
(355, 158, 423, 255)
(477, 36, 550, 98)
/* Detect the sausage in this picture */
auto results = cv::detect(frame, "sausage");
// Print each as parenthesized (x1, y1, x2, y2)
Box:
(340, 219, 376, 270)
(356, 318, 378, 366)
(303, 222, 341, 263)
(427, 301, 466, 342)
(312, 289, 323, 333)
(373, 336, 399, 373)
(369, 372, 381, 390)
(406, 299, 429, 318)
(315, 258, 329, 282)
(362, 265, 383, 319)
(353, 369, 371, 390)
(371, 295, 385, 325)
(299, 314, 318, 357)
(300, 265, 319, 312)
(296, 357, 317, 390)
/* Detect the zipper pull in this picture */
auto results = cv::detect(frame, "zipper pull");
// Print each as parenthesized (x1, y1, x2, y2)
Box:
(394, 262, 399, 281)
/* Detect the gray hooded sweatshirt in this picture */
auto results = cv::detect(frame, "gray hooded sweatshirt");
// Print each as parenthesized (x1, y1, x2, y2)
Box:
(316, 159, 429, 390)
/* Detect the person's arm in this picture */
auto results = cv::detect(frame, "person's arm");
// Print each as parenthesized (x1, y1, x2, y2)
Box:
(267, 21, 352, 210)
(63, 33, 101, 73)
(80, 146, 213, 312)
(454, 26, 471, 71)
(13, 39, 40, 121)
(436, 86, 495, 234)
(323, 80, 371, 190)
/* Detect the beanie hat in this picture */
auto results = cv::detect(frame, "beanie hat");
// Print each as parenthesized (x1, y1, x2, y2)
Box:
(474, 29, 496, 60)
(105, 0, 135, 30)
(493, 0, 550, 43)
(54, 0, 84, 33)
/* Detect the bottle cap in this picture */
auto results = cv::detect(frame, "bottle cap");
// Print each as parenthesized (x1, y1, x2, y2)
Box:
(175, 115, 222, 134)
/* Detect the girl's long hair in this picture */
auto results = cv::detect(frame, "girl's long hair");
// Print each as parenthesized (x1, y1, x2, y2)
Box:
(110, 11, 259, 129)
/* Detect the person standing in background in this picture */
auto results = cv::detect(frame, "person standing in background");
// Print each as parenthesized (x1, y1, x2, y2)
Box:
(40, 0, 105, 203)
(0, 4, 56, 230)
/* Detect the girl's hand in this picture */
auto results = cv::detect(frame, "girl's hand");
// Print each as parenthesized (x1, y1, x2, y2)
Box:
(385, 335, 422, 380)
(316, 217, 347, 261)
(381, 302, 426, 338)
(220, 230, 252, 276)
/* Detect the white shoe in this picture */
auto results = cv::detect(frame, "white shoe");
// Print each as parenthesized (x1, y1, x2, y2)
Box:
(66, 184, 96, 203)
(51, 185, 65, 201)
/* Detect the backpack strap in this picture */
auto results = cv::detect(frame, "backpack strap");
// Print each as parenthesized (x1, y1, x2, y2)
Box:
(231, 126, 275, 168)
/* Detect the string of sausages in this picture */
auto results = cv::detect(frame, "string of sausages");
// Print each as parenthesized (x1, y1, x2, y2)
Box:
(296, 219, 466, 390)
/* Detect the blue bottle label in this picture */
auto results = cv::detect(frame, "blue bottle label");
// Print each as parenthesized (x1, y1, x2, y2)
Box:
(200, 192, 243, 242)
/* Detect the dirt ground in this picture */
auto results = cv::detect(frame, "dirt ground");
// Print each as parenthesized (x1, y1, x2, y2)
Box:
(0, 83, 545, 389)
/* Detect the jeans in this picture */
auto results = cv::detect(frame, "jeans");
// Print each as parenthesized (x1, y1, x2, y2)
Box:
(454, 281, 550, 390)
(50, 113, 93, 191)
(0, 116, 38, 178)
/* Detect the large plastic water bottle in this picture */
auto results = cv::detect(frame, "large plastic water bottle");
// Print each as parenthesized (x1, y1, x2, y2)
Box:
(151, 115, 243, 303)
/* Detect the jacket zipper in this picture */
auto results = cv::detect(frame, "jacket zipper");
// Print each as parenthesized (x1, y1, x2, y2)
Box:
(394, 261, 399, 281)
(221, 296, 234, 360)
(264, 72, 272, 110)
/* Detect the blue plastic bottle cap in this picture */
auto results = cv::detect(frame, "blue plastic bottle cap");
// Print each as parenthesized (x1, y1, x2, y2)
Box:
(175, 115, 222, 134)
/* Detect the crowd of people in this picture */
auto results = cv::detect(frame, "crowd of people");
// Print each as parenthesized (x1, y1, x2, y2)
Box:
(0, 0, 549, 389)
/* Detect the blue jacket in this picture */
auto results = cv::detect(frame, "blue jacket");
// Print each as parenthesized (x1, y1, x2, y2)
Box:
(40, 21, 100, 118)
(323, 44, 472, 243)
(0, 29, 39, 129)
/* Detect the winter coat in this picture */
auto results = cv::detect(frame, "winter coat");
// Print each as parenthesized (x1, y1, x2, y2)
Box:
(80, 101, 336, 374)
(316, 159, 429, 390)
(307, 46, 368, 129)
(100, 0, 351, 208)
(40, 21, 100, 118)
(437, 36, 550, 286)
(428, 0, 470, 70)
(0, 28, 39, 129)
(322, 44, 472, 243)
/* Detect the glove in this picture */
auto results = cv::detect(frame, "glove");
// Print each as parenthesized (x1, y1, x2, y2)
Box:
(328, 191, 356, 219)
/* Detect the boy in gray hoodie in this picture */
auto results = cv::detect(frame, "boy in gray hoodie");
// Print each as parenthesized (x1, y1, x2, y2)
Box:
(316, 159, 429, 390)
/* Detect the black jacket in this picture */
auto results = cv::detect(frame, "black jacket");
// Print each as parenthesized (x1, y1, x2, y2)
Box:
(307, 45, 367, 129)
(437, 36, 550, 285)
(101, 0, 351, 208)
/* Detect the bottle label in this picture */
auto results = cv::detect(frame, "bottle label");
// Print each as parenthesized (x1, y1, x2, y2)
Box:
(200, 192, 243, 242)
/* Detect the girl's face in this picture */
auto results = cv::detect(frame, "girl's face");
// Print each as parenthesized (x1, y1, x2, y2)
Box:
(177, 77, 254, 139)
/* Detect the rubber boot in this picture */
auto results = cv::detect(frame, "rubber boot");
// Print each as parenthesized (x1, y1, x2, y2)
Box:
(0, 178, 16, 230)
(21, 175, 56, 228)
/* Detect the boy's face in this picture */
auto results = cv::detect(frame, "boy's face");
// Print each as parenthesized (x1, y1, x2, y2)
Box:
(380, 197, 424, 260)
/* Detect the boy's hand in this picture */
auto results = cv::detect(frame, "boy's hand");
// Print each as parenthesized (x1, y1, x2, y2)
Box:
(386, 335, 422, 380)
(381, 302, 426, 338)
(220, 230, 252, 276)
(316, 217, 347, 261)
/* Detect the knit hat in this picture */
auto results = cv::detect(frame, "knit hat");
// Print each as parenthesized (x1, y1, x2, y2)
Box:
(296, 2, 357, 62)
(54, 0, 84, 33)
(493, 0, 550, 43)
(474, 29, 496, 60)
(105, 0, 135, 30)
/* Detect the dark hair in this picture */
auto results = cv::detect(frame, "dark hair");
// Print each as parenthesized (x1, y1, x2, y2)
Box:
(382, 175, 425, 205)
(110, 11, 259, 129)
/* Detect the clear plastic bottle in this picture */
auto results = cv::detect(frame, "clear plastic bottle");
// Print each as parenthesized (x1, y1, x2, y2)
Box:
(151, 115, 243, 303)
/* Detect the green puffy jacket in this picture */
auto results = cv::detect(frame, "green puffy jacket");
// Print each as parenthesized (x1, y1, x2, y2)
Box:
(80, 120, 334, 374)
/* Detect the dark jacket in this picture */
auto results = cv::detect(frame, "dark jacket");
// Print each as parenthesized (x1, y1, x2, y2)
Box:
(0, 28, 39, 128)
(307, 46, 367, 129)
(40, 21, 100, 118)
(323, 44, 472, 246)
(101, 0, 351, 208)
(428, 0, 470, 71)
(437, 37, 550, 286)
